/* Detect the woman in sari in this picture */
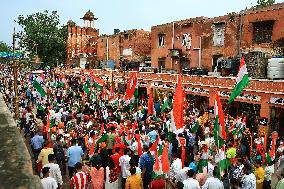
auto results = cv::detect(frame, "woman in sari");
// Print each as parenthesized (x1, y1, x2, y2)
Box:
(90, 154, 104, 189)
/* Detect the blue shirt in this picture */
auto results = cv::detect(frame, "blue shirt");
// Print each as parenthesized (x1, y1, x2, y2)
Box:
(30, 135, 44, 150)
(154, 102, 161, 114)
(67, 145, 83, 167)
(189, 162, 197, 172)
(26, 88, 31, 97)
(139, 152, 154, 179)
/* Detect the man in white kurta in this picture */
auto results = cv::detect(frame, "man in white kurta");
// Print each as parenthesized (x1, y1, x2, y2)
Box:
(202, 168, 224, 189)
(169, 155, 182, 180)
(183, 169, 200, 189)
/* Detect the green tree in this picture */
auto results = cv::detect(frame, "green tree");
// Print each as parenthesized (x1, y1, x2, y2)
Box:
(16, 10, 67, 68)
(257, 0, 275, 7)
(0, 41, 12, 64)
(0, 41, 11, 52)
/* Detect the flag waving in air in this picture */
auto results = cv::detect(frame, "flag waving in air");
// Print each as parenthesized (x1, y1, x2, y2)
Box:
(229, 57, 250, 103)
(214, 91, 226, 148)
(33, 76, 47, 97)
(125, 72, 137, 100)
(147, 89, 154, 115)
(161, 96, 169, 113)
(173, 75, 184, 130)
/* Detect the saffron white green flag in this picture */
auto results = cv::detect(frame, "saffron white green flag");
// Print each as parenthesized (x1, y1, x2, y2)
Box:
(93, 76, 104, 90)
(161, 97, 169, 112)
(215, 148, 227, 177)
(35, 101, 45, 110)
(229, 57, 250, 104)
(109, 96, 119, 107)
(214, 91, 226, 148)
(33, 76, 46, 97)
(170, 110, 176, 132)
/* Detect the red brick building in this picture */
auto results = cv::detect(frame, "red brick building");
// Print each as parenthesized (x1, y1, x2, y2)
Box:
(66, 10, 99, 68)
(97, 29, 151, 69)
(151, 3, 284, 74)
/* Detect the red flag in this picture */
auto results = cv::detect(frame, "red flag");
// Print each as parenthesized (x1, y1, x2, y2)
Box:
(154, 148, 160, 172)
(89, 134, 97, 156)
(125, 72, 137, 100)
(149, 135, 159, 152)
(132, 121, 138, 130)
(89, 69, 105, 87)
(173, 75, 184, 130)
(125, 127, 132, 141)
(179, 137, 186, 168)
(215, 90, 226, 140)
(81, 92, 85, 106)
(135, 134, 142, 156)
(161, 142, 170, 173)
(85, 135, 89, 149)
(269, 132, 278, 159)
(46, 112, 50, 134)
(147, 89, 154, 115)
(99, 123, 105, 136)
(40, 73, 45, 81)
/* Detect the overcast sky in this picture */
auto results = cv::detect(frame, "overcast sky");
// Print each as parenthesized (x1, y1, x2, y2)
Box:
(0, 0, 283, 45)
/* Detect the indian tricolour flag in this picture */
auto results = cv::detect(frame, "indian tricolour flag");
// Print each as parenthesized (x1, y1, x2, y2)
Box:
(93, 75, 104, 90)
(109, 96, 119, 107)
(229, 57, 250, 104)
(214, 91, 226, 148)
(216, 148, 227, 178)
(161, 97, 169, 113)
(59, 75, 66, 88)
(35, 101, 45, 110)
(125, 72, 137, 100)
(33, 76, 47, 97)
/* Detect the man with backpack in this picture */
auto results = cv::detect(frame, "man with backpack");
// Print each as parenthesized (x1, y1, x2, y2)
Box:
(53, 136, 66, 175)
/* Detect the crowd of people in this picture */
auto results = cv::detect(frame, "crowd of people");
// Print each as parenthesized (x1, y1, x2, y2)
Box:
(0, 64, 284, 189)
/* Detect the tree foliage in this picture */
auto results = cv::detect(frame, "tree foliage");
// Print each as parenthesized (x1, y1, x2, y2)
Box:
(16, 10, 67, 68)
(0, 41, 12, 64)
(257, 0, 275, 8)
(0, 41, 11, 52)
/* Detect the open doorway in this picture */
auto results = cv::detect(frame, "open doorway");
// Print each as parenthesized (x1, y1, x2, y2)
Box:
(212, 54, 223, 72)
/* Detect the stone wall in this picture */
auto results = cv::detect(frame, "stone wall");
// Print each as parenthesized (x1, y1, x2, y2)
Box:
(151, 2, 284, 72)
(0, 93, 43, 189)
(97, 30, 151, 65)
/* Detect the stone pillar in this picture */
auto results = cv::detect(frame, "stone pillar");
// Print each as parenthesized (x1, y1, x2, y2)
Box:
(147, 83, 153, 95)
(110, 70, 115, 94)
(208, 88, 216, 119)
(90, 20, 94, 29)
(208, 88, 215, 107)
(84, 20, 88, 28)
(260, 94, 271, 133)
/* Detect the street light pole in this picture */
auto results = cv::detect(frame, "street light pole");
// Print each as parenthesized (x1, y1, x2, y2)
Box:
(12, 27, 19, 120)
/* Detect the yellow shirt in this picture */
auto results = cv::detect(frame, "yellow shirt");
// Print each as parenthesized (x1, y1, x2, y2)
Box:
(38, 148, 54, 166)
(125, 174, 143, 189)
(255, 166, 265, 184)
(226, 147, 236, 159)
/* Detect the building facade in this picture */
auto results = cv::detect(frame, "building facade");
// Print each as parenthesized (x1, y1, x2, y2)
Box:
(66, 10, 99, 68)
(151, 3, 284, 75)
(63, 4, 284, 134)
(97, 29, 151, 69)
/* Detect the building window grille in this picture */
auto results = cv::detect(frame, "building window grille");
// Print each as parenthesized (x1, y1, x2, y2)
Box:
(124, 34, 129, 40)
(213, 23, 225, 46)
(158, 57, 166, 72)
(158, 34, 166, 47)
(253, 20, 274, 44)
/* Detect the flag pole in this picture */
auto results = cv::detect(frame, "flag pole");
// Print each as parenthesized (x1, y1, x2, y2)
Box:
(217, 125, 221, 179)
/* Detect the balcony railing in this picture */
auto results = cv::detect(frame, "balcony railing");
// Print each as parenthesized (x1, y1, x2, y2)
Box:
(58, 68, 284, 95)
